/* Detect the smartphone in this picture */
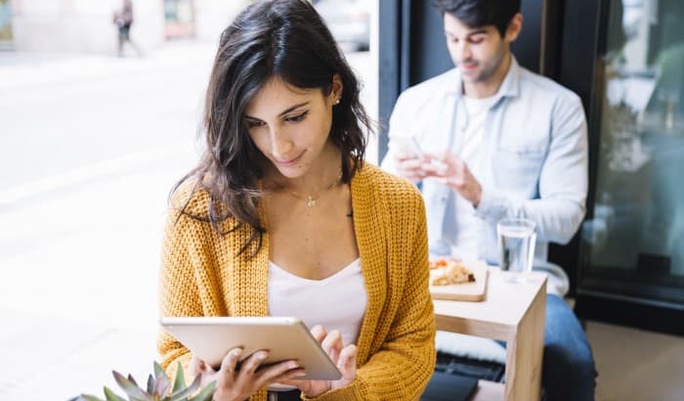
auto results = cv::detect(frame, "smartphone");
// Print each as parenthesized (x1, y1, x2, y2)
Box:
(394, 135, 424, 158)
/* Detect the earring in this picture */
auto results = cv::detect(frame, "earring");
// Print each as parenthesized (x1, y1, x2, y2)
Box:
(334, 97, 341, 105)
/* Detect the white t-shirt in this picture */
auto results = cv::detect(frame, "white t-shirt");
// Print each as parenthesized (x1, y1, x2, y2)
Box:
(267, 258, 367, 347)
(446, 95, 498, 260)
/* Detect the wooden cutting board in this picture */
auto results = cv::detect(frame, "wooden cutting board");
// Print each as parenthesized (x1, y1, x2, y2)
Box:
(429, 261, 489, 302)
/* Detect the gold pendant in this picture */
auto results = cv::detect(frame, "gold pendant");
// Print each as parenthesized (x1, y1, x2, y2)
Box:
(306, 196, 316, 208)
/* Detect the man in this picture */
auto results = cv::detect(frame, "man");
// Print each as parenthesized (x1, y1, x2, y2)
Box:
(381, 0, 596, 400)
(113, 0, 142, 57)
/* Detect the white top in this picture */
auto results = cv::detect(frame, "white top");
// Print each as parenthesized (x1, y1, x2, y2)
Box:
(268, 258, 367, 347)
(448, 95, 499, 260)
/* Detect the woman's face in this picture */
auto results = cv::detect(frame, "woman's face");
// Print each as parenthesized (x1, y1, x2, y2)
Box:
(244, 75, 342, 179)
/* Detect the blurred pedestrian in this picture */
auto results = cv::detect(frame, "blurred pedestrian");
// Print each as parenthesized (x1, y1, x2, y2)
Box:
(113, 0, 142, 57)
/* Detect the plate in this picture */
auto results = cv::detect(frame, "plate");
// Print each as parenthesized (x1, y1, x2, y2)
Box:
(429, 260, 489, 302)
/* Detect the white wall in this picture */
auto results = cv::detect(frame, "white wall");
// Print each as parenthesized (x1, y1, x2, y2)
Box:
(193, 0, 251, 43)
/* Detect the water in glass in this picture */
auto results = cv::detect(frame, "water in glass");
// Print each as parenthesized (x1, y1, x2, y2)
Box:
(497, 218, 536, 283)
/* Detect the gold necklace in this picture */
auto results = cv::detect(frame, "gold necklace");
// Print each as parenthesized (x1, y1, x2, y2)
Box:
(289, 172, 343, 208)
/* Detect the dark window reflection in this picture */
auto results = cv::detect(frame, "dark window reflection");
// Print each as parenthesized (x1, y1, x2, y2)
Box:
(582, 0, 684, 303)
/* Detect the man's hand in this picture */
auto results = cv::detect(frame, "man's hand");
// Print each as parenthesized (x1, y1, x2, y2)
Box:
(421, 153, 483, 207)
(393, 150, 427, 182)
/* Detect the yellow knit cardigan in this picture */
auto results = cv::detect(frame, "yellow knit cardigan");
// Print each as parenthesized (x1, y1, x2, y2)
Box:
(158, 163, 436, 401)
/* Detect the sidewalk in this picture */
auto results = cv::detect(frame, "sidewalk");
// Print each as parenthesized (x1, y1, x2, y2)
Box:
(0, 40, 217, 93)
(0, 170, 187, 400)
(0, 149, 199, 400)
(0, 40, 215, 206)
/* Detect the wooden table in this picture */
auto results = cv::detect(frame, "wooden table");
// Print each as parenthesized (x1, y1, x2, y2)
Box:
(432, 269, 547, 401)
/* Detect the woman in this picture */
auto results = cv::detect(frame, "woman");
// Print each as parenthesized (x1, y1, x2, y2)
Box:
(157, 1, 435, 400)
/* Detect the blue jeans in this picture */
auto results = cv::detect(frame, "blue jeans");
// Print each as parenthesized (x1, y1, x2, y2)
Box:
(539, 294, 597, 401)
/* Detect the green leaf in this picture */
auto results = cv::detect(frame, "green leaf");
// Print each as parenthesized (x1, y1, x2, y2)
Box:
(186, 374, 202, 394)
(77, 394, 105, 401)
(103, 386, 126, 401)
(113, 370, 153, 401)
(171, 361, 186, 393)
(146, 374, 155, 395)
(169, 374, 203, 401)
(168, 385, 195, 401)
(153, 361, 166, 382)
(127, 373, 141, 388)
(153, 373, 170, 397)
(188, 381, 216, 401)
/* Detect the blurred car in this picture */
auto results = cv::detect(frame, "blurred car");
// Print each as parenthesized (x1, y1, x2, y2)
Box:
(314, 0, 370, 52)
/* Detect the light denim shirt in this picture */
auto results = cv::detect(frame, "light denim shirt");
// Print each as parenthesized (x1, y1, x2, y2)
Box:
(381, 59, 588, 296)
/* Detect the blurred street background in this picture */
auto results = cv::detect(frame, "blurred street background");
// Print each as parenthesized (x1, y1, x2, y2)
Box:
(0, 1, 377, 399)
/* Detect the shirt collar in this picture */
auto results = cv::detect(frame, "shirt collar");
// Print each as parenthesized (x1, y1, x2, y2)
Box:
(497, 56, 521, 98)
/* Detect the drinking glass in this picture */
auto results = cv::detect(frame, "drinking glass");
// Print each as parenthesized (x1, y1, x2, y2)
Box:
(497, 217, 537, 283)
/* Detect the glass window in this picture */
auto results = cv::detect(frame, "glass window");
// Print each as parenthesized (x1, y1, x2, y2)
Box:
(583, 0, 684, 303)
(0, 0, 12, 46)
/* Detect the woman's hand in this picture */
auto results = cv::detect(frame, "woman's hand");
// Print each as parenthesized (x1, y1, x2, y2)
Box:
(280, 325, 358, 398)
(190, 348, 304, 401)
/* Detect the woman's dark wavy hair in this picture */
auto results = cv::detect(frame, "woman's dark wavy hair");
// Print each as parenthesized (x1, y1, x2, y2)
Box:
(172, 0, 370, 256)
(433, 0, 521, 37)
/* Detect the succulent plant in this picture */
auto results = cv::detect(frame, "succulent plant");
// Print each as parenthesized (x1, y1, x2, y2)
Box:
(72, 361, 216, 401)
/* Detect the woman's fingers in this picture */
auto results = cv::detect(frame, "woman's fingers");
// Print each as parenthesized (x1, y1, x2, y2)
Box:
(239, 351, 268, 375)
(330, 344, 357, 391)
(190, 356, 218, 388)
(219, 347, 243, 375)
(255, 360, 303, 388)
(321, 330, 343, 363)
(311, 325, 327, 343)
(338, 344, 357, 376)
(239, 358, 303, 396)
(190, 356, 205, 376)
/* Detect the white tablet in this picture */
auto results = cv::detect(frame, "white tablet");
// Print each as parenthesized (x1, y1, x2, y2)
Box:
(160, 316, 342, 380)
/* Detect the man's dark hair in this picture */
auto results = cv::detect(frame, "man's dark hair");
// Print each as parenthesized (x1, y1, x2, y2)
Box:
(434, 0, 521, 37)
